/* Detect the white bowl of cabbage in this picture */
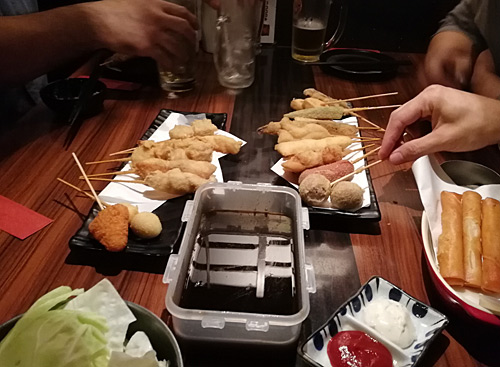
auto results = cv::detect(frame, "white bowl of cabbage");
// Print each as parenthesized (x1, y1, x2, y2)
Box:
(0, 279, 183, 367)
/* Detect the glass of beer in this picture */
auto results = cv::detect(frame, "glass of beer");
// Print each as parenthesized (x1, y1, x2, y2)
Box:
(292, 0, 347, 62)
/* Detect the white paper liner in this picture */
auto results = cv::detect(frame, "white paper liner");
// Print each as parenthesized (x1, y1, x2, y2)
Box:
(412, 155, 500, 312)
(98, 112, 246, 212)
(270, 116, 371, 211)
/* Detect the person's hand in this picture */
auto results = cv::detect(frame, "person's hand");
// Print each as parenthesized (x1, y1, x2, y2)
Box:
(470, 49, 500, 99)
(89, 0, 198, 70)
(424, 31, 475, 89)
(379, 85, 500, 164)
(203, 0, 220, 9)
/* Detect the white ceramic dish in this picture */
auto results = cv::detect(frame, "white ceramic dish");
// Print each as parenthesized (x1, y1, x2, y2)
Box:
(298, 276, 448, 367)
(421, 211, 500, 326)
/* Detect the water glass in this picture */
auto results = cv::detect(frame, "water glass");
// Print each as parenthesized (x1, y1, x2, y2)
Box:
(214, 0, 263, 89)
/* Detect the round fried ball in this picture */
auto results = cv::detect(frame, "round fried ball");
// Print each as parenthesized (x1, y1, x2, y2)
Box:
(299, 174, 331, 206)
(120, 203, 139, 223)
(330, 181, 364, 210)
(130, 212, 162, 239)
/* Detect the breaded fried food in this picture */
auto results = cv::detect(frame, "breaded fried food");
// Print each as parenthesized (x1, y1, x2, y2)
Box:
(199, 135, 242, 155)
(89, 204, 129, 252)
(284, 106, 344, 120)
(277, 121, 330, 142)
(303, 88, 349, 108)
(145, 168, 209, 195)
(275, 136, 352, 157)
(282, 145, 343, 172)
(298, 160, 354, 184)
(257, 117, 357, 137)
(299, 174, 331, 206)
(154, 141, 213, 162)
(330, 181, 364, 210)
(302, 97, 326, 109)
(192, 119, 218, 136)
(257, 120, 284, 135)
(131, 141, 156, 167)
(130, 212, 162, 239)
(290, 99, 305, 110)
(135, 158, 216, 179)
(169, 125, 194, 139)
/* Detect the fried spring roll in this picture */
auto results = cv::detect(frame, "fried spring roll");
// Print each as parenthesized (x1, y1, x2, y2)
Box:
(462, 191, 482, 288)
(438, 191, 465, 286)
(481, 198, 500, 294)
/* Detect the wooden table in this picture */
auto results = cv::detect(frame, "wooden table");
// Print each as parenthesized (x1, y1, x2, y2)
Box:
(0, 46, 498, 366)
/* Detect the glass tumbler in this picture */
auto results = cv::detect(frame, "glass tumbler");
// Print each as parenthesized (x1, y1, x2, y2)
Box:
(214, 0, 263, 89)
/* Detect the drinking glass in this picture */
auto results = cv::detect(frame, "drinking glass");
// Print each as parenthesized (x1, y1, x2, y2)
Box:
(292, 0, 347, 62)
(214, 0, 263, 89)
(159, 0, 198, 92)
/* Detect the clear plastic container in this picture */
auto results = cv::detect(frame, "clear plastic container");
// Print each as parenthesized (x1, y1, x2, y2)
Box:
(164, 182, 315, 346)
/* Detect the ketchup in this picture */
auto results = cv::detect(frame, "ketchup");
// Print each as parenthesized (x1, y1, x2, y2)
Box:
(327, 331, 392, 367)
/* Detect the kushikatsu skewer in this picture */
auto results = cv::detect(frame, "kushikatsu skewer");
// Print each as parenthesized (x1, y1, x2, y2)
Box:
(72, 153, 104, 210)
(284, 104, 401, 120)
(330, 159, 383, 186)
(349, 112, 385, 131)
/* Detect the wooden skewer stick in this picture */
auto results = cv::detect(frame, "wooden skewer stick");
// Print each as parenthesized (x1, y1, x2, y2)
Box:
(331, 159, 383, 187)
(84, 170, 136, 178)
(346, 105, 401, 113)
(84, 177, 146, 184)
(350, 112, 385, 131)
(329, 92, 398, 105)
(346, 144, 375, 153)
(57, 178, 110, 207)
(72, 153, 104, 210)
(353, 137, 381, 141)
(86, 157, 131, 165)
(109, 147, 135, 156)
(356, 126, 381, 130)
(351, 146, 381, 164)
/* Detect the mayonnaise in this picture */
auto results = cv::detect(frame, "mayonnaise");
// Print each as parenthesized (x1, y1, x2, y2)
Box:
(363, 299, 416, 349)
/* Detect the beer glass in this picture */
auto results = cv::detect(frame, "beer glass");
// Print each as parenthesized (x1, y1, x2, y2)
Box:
(159, 0, 198, 92)
(292, 0, 347, 62)
(214, 0, 263, 89)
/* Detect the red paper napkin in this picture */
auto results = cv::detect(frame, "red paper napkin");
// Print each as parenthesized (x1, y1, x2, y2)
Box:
(0, 195, 53, 240)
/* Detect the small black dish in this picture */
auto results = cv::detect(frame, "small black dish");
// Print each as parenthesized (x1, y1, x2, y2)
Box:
(319, 49, 402, 81)
(40, 78, 106, 118)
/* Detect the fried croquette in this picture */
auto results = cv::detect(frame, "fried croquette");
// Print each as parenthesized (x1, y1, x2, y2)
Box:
(299, 174, 331, 206)
(119, 202, 139, 222)
(130, 212, 162, 239)
(144, 168, 209, 195)
(330, 181, 364, 210)
(88, 204, 129, 252)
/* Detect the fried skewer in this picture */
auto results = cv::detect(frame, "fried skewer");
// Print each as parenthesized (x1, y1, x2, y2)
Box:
(284, 105, 400, 120)
(330, 159, 383, 186)
(72, 153, 104, 210)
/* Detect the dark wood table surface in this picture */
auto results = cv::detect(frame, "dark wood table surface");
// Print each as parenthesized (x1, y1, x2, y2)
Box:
(0, 46, 499, 366)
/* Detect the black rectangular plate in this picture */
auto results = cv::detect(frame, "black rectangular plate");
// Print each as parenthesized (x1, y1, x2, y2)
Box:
(69, 109, 227, 257)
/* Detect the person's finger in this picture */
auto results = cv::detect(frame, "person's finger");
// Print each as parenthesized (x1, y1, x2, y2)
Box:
(162, 13, 197, 45)
(156, 33, 191, 64)
(388, 132, 441, 165)
(162, 1, 199, 29)
(379, 88, 437, 160)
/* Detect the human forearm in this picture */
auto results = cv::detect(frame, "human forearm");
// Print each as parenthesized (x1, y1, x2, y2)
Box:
(0, 4, 102, 86)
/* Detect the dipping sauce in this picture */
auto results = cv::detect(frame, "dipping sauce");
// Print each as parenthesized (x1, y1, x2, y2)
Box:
(327, 331, 392, 367)
(363, 299, 416, 349)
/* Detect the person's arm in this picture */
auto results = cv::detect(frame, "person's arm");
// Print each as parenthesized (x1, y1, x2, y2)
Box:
(0, 0, 197, 86)
(379, 85, 500, 165)
(470, 49, 500, 99)
(424, 31, 476, 89)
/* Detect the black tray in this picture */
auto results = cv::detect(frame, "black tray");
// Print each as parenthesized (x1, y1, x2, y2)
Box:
(69, 109, 227, 257)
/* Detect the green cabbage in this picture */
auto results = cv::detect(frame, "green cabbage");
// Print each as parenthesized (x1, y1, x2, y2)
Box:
(0, 286, 109, 367)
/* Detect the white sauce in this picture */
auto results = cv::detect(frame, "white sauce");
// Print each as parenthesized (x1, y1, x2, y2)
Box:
(363, 299, 416, 349)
